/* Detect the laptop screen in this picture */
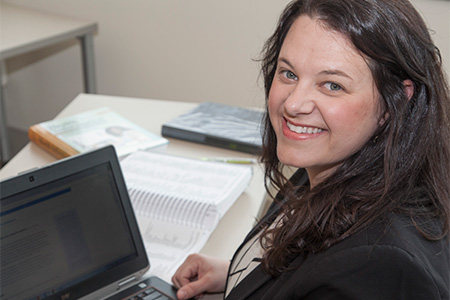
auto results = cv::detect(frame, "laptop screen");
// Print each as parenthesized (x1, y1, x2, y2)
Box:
(0, 146, 149, 300)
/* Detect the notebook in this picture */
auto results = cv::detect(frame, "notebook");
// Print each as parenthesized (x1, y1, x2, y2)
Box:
(0, 146, 180, 300)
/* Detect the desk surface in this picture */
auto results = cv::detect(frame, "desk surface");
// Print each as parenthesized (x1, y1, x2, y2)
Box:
(0, 93, 266, 262)
(0, 2, 97, 59)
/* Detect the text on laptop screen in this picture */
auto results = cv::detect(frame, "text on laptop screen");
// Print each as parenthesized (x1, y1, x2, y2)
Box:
(0, 162, 137, 300)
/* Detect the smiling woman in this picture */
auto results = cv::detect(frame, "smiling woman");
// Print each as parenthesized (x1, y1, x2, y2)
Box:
(268, 15, 382, 186)
(172, 0, 450, 299)
(259, 0, 450, 291)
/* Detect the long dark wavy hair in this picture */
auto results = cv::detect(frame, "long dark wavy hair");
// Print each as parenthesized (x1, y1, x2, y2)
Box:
(259, 0, 450, 276)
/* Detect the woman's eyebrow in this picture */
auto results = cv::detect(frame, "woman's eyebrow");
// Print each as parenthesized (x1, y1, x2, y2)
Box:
(278, 57, 353, 81)
(319, 69, 353, 81)
(278, 57, 295, 69)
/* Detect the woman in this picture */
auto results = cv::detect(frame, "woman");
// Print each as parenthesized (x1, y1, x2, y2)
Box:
(173, 0, 450, 299)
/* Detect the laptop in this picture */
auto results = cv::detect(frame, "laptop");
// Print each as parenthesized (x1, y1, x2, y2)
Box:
(0, 145, 179, 300)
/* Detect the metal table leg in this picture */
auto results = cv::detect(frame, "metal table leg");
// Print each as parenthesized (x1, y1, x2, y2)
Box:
(79, 33, 97, 94)
(0, 61, 11, 164)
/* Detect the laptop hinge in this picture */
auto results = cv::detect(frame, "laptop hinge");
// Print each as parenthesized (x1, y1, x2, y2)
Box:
(118, 276, 136, 289)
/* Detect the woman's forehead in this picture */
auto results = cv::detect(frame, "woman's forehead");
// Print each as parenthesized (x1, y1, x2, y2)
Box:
(280, 16, 372, 79)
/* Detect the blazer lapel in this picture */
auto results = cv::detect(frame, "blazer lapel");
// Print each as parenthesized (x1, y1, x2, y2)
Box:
(225, 255, 308, 300)
(224, 169, 309, 300)
(225, 265, 272, 300)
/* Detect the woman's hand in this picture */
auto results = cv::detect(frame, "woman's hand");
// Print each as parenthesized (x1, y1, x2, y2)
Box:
(172, 253, 230, 300)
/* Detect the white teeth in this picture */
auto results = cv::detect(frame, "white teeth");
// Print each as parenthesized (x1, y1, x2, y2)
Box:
(287, 121, 323, 134)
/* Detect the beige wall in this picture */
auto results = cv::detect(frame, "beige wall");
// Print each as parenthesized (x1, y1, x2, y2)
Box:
(2, 0, 449, 131)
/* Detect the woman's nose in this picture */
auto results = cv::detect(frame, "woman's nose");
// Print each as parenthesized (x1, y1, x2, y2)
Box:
(284, 82, 316, 116)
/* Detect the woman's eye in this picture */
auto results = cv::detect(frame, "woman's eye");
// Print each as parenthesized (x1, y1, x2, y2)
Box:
(282, 70, 298, 80)
(325, 82, 342, 91)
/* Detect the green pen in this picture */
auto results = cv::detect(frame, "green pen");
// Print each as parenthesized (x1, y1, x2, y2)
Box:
(200, 157, 257, 164)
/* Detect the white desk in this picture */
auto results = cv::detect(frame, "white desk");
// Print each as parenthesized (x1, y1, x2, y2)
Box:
(0, 3, 98, 162)
(0, 93, 266, 263)
(0, 93, 266, 299)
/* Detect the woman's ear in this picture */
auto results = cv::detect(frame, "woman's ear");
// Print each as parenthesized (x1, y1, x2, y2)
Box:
(403, 79, 414, 101)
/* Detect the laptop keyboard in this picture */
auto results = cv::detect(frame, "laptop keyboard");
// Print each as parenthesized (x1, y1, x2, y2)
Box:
(126, 287, 174, 300)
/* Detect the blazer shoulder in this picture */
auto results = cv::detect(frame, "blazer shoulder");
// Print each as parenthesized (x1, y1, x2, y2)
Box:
(288, 215, 450, 300)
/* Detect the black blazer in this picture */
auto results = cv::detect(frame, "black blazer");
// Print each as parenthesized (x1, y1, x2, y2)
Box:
(225, 169, 450, 300)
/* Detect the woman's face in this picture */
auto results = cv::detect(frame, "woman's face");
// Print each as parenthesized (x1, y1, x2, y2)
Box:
(268, 15, 381, 187)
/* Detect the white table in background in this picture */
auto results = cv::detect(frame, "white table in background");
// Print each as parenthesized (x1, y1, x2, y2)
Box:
(0, 2, 98, 162)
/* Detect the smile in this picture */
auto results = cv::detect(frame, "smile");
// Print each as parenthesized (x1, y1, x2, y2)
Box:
(286, 121, 323, 134)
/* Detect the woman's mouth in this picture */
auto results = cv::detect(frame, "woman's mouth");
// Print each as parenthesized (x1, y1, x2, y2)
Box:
(286, 120, 324, 134)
